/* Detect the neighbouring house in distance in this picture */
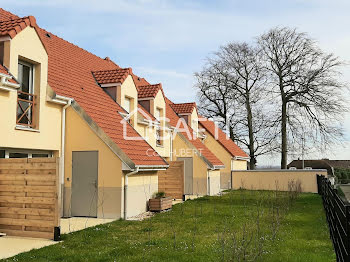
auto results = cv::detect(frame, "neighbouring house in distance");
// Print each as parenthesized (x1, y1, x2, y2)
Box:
(288, 159, 350, 181)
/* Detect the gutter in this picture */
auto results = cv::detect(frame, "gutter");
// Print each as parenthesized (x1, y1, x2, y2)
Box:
(0, 74, 20, 91)
(124, 167, 139, 219)
(233, 156, 250, 161)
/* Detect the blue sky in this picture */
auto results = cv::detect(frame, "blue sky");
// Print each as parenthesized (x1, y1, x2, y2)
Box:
(2, 0, 350, 164)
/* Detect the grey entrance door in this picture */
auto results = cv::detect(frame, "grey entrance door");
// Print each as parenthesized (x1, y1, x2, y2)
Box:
(178, 157, 193, 195)
(71, 151, 98, 217)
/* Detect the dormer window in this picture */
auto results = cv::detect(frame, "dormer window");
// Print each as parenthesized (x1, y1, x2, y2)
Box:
(17, 60, 36, 128)
(124, 96, 131, 113)
(155, 108, 161, 121)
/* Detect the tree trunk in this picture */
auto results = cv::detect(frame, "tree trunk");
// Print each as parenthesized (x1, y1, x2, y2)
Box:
(281, 100, 288, 169)
(246, 94, 256, 170)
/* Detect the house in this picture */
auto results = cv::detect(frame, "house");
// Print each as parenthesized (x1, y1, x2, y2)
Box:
(198, 116, 249, 189)
(0, 9, 168, 220)
(288, 159, 350, 177)
(165, 99, 225, 196)
(0, 8, 248, 223)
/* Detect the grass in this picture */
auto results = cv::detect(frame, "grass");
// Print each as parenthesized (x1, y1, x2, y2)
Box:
(2, 190, 335, 262)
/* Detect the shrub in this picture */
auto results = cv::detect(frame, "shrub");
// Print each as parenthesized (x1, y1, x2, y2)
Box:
(155, 192, 166, 199)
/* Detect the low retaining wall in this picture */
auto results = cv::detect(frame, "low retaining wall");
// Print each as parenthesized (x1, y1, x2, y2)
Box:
(232, 169, 328, 193)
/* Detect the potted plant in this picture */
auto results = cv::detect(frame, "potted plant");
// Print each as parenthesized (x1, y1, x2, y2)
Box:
(149, 192, 172, 212)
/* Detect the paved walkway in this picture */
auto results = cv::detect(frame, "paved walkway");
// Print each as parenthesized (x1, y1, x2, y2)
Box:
(0, 217, 115, 260)
(340, 185, 350, 202)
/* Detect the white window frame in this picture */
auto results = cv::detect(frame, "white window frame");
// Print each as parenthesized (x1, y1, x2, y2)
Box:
(124, 96, 131, 113)
(1, 148, 53, 159)
(18, 60, 34, 94)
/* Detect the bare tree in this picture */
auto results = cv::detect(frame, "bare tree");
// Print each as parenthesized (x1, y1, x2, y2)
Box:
(258, 27, 348, 169)
(195, 42, 278, 169)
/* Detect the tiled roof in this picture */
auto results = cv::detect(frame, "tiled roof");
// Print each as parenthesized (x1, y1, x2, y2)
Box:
(0, 64, 17, 84)
(0, 8, 18, 21)
(137, 84, 163, 99)
(34, 27, 167, 166)
(165, 98, 224, 168)
(132, 73, 150, 87)
(92, 68, 131, 85)
(199, 116, 249, 158)
(171, 102, 196, 115)
(0, 8, 169, 168)
(0, 16, 37, 39)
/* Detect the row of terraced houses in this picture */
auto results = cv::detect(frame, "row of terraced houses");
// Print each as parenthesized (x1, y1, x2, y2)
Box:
(0, 8, 248, 219)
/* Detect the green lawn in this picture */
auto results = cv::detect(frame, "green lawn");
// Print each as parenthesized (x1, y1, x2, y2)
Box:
(2, 190, 335, 262)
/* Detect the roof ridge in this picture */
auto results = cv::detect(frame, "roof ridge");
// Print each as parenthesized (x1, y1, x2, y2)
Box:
(38, 27, 121, 68)
(92, 67, 130, 73)
(138, 83, 162, 87)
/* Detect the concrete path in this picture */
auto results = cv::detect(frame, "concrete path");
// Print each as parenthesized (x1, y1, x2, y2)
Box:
(340, 185, 350, 202)
(0, 217, 115, 260)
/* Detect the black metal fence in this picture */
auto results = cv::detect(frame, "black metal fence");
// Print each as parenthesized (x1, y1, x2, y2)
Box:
(317, 175, 350, 262)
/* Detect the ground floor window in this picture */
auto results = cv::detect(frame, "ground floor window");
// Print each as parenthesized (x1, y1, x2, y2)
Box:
(0, 148, 53, 158)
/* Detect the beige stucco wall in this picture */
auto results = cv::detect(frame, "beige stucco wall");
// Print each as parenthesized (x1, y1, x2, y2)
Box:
(209, 169, 221, 195)
(232, 160, 248, 170)
(232, 170, 327, 193)
(189, 107, 199, 133)
(172, 134, 208, 195)
(201, 128, 232, 189)
(124, 171, 158, 218)
(64, 107, 123, 218)
(0, 27, 62, 152)
(135, 90, 171, 159)
(120, 75, 138, 125)
(201, 126, 247, 189)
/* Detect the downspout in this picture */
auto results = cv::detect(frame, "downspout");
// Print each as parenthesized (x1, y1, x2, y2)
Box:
(207, 170, 210, 195)
(170, 130, 173, 161)
(124, 167, 139, 219)
(60, 98, 72, 217)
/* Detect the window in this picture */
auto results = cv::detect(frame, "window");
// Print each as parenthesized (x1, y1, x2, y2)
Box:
(155, 108, 161, 121)
(9, 152, 28, 158)
(18, 61, 34, 94)
(156, 126, 162, 146)
(32, 153, 50, 158)
(17, 61, 36, 128)
(124, 97, 131, 113)
(0, 149, 52, 159)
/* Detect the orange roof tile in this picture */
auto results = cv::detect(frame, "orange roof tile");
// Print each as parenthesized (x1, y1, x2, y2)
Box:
(92, 68, 131, 85)
(165, 98, 224, 168)
(171, 102, 196, 115)
(132, 73, 150, 87)
(137, 84, 163, 99)
(0, 15, 37, 39)
(33, 27, 167, 167)
(0, 7, 167, 168)
(199, 116, 249, 158)
(0, 8, 18, 21)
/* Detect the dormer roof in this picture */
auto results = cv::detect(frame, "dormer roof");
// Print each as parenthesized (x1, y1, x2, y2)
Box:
(0, 15, 37, 39)
(137, 83, 164, 99)
(92, 68, 132, 85)
(171, 102, 196, 115)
